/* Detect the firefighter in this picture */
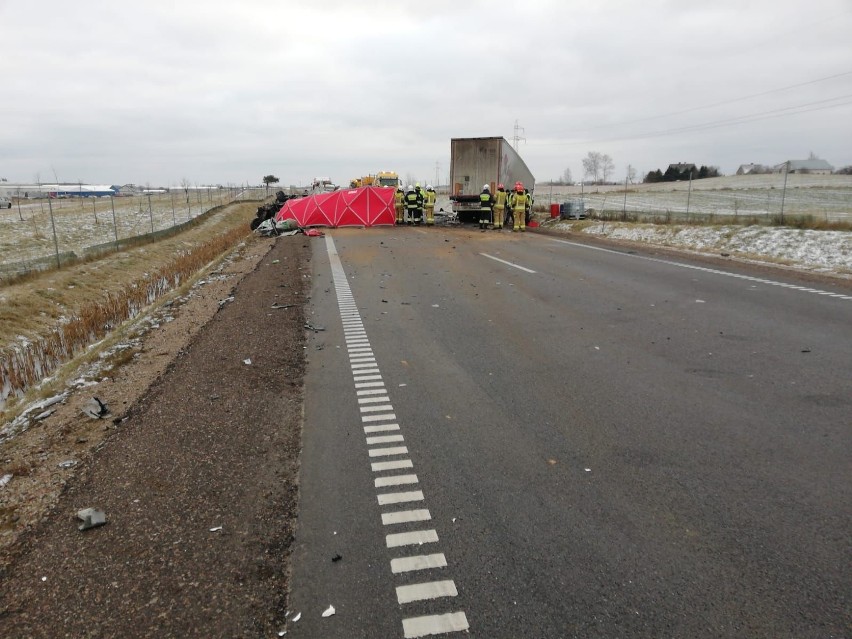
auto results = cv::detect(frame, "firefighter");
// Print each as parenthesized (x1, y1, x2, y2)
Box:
(524, 188, 533, 226)
(510, 181, 527, 231)
(479, 184, 493, 230)
(493, 183, 507, 230)
(394, 186, 405, 225)
(405, 184, 421, 225)
(424, 185, 437, 225)
(414, 183, 425, 224)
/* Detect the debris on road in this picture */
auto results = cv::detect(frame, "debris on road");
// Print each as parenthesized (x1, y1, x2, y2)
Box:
(331, 553, 342, 562)
(322, 605, 336, 618)
(58, 460, 77, 469)
(243, 358, 252, 365)
(271, 303, 296, 309)
(0, 473, 13, 488)
(81, 397, 109, 419)
(77, 507, 107, 531)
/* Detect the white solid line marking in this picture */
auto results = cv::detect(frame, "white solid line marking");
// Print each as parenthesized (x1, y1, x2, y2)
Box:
(372, 459, 413, 471)
(357, 388, 386, 395)
(385, 528, 437, 547)
(391, 553, 447, 574)
(364, 423, 400, 433)
(549, 238, 852, 302)
(351, 362, 379, 369)
(378, 491, 425, 506)
(480, 252, 537, 273)
(402, 612, 469, 638)
(361, 413, 397, 422)
(396, 580, 458, 604)
(368, 446, 408, 458)
(366, 434, 405, 445)
(374, 473, 418, 488)
(382, 509, 431, 525)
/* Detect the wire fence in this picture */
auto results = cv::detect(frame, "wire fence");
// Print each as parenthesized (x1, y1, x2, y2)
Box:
(534, 173, 852, 224)
(0, 187, 270, 278)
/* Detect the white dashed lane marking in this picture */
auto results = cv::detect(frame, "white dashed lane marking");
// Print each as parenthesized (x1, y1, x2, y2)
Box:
(325, 235, 469, 637)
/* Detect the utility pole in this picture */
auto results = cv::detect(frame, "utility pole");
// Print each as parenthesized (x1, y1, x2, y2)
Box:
(435, 161, 440, 188)
(512, 119, 526, 151)
(779, 161, 789, 223)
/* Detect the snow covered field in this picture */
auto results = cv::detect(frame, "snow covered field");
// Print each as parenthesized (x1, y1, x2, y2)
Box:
(534, 174, 852, 221)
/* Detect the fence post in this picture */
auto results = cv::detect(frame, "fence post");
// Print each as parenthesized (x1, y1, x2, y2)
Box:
(148, 193, 154, 233)
(47, 196, 61, 268)
(779, 162, 789, 224)
(686, 171, 693, 222)
(111, 196, 118, 244)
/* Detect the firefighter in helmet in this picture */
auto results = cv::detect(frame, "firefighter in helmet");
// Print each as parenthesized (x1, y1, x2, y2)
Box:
(424, 185, 437, 225)
(509, 181, 527, 231)
(414, 183, 425, 224)
(405, 184, 422, 225)
(394, 186, 405, 225)
(493, 183, 507, 230)
(479, 184, 494, 231)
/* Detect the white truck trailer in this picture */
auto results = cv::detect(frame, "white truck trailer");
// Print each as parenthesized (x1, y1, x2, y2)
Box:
(449, 137, 535, 223)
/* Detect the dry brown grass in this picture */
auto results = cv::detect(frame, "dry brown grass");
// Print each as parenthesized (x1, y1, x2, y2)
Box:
(0, 201, 260, 420)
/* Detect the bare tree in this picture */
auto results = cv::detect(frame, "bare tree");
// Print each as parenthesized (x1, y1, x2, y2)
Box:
(561, 167, 573, 185)
(601, 154, 615, 183)
(626, 164, 637, 183)
(582, 152, 602, 184)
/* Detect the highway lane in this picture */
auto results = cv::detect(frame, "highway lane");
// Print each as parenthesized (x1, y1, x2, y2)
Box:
(287, 226, 851, 638)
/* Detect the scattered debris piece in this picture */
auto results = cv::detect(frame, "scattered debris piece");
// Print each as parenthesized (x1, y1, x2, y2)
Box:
(77, 507, 107, 531)
(209, 526, 223, 532)
(243, 358, 252, 365)
(81, 397, 109, 419)
(322, 605, 336, 618)
(695, 299, 706, 303)
(271, 303, 296, 309)
(292, 612, 302, 622)
(431, 304, 440, 308)
(58, 460, 77, 469)
(801, 348, 811, 353)
(585, 468, 592, 472)
(218, 296, 235, 308)
(0, 474, 12, 488)
(304, 322, 326, 332)
(547, 459, 557, 465)
(331, 553, 342, 562)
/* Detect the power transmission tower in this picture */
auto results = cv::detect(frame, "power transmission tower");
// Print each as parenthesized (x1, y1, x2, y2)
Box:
(512, 119, 526, 151)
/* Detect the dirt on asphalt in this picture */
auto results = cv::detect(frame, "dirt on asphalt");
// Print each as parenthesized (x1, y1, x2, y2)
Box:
(0, 233, 312, 638)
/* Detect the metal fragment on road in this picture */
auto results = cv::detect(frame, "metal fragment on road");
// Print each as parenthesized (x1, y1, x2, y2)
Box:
(322, 605, 335, 618)
(58, 460, 77, 469)
(291, 612, 301, 622)
(0, 474, 12, 488)
(81, 396, 109, 419)
(209, 525, 223, 532)
(243, 358, 252, 365)
(77, 507, 107, 531)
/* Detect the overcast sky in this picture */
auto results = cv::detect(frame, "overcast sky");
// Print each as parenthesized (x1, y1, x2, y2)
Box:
(2, 0, 851, 189)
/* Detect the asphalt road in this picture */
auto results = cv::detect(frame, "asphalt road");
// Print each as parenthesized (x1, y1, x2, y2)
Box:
(287, 226, 851, 639)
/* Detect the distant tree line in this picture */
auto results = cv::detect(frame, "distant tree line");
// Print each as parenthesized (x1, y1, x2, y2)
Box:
(644, 165, 721, 183)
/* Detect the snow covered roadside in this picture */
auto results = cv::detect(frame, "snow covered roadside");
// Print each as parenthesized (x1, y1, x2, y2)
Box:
(544, 220, 852, 276)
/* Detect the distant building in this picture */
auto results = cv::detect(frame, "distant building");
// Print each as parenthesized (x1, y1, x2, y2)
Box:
(736, 163, 771, 175)
(774, 159, 834, 174)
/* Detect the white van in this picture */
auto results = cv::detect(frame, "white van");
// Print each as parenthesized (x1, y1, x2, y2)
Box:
(0, 197, 11, 209)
